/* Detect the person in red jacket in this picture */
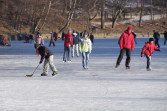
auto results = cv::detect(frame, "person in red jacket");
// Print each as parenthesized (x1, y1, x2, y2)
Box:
(63, 28, 73, 63)
(141, 38, 161, 71)
(115, 26, 135, 69)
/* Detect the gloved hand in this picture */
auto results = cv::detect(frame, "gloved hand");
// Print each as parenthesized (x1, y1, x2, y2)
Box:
(89, 51, 91, 54)
(157, 49, 161, 52)
(141, 52, 143, 57)
(39, 60, 43, 64)
(71, 45, 73, 47)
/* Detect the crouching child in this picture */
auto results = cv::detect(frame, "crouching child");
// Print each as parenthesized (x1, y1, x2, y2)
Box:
(35, 44, 58, 76)
(141, 38, 161, 71)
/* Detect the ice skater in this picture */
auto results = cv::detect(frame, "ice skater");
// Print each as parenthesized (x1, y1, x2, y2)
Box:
(132, 31, 137, 44)
(79, 31, 92, 69)
(49, 32, 55, 47)
(161, 31, 167, 45)
(72, 30, 80, 57)
(115, 26, 135, 69)
(63, 28, 73, 63)
(35, 44, 58, 76)
(141, 38, 161, 71)
(153, 30, 160, 48)
(90, 33, 94, 44)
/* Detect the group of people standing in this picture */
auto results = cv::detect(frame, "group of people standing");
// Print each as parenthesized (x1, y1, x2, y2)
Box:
(33, 29, 94, 76)
(62, 29, 93, 69)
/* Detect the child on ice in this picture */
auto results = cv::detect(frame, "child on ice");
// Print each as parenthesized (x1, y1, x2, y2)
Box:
(141, 38, 161, 71)
(79, 31, 92, 69)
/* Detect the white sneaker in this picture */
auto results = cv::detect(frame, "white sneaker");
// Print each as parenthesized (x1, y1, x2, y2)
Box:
(86, 67, 89, 69)
(63, 61, 66, 63)
(67, 61, 71, 63)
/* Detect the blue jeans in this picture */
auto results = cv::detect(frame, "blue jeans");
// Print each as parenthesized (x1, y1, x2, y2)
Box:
(146, 55, 151, 69)
(82, 52, 89, 67)
(63, 46, 71, 61)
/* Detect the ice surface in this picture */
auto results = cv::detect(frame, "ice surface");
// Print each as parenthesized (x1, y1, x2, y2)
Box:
(0, 38, 167, 111)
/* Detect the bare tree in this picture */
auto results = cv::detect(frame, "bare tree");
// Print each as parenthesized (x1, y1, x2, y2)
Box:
(59, 0, 76, 33)
(139, 0, 145, 27)
(108, 0, 128, 28)
(101, 0, 105, 29)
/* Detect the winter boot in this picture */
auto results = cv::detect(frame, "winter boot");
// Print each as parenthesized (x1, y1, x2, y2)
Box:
(115, 65, 119, 68)
(52, 71, 58, 76)
(126, 66, 130, 69)
(41, 73, 48, 76)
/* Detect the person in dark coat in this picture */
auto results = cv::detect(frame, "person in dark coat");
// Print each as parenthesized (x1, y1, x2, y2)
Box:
(132, 31, 137, 44)
(29, 33, 33, 44)
(153, 30, 160, 48)
(61, 32, 65, 40)
(161, 31, 167, 45)
(35, 44, 58, 76)
(115, 26, 135, 69)
(90, 33, 94, 44)
(72, 30, 80, 57)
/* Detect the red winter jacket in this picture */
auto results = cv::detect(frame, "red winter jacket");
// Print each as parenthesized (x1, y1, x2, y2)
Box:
(141, 42, 160, 56)
(2, 37, 7, 43)
(64, 32, 73, 47)
(118, 30, 135, 51)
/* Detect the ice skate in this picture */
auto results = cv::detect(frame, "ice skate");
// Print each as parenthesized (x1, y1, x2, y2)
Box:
(52, 71, 58, 76)
(41, 73, 48, 76)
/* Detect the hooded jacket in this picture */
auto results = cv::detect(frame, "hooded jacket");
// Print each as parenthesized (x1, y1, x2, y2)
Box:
(79, 38, 92, 52)
(118, 30, 135, 51)
(141, 42, 160, 56)
(72, 32, 80, 44)
(64, 32, 73, 47)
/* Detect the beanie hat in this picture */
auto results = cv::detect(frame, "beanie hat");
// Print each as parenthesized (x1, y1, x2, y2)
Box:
(128, 26, 132, 30)
(50, 32, 52, 34)
(84, 31, 88, 36)
(73, 30, 76, 33)
(149, 38, 154, 42)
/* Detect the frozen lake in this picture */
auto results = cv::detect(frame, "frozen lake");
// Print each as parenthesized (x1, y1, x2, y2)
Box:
(0, 38, 167, 111)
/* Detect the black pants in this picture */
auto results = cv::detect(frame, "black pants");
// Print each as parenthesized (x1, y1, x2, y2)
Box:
(116, 48, 131, 67)
(49, 42, 55, 46)
(90, 39, 94, 44)
(155, 39, 160, 48)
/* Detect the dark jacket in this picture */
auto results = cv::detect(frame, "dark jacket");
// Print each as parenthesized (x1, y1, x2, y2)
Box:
(153, 32, 160, 40)
(132, 32, 136, 38)
(90, 34, 94, 40)
(29, 35, 33, 39)
(37, 46, 53, 60)
(161, 32, 167, 39)
(72, 32, 80, 44)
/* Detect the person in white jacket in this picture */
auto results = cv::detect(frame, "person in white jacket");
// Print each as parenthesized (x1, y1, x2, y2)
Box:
(79, 31, 92, 69)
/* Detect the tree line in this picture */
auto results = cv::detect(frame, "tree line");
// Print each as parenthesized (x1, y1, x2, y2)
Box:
(0, 0, 166, 34)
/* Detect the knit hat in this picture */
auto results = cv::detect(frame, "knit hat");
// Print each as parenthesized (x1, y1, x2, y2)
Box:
(50, 32, 52, 34)
(84, 31, 88, 36)
(128, 26, 132, 30)
(149, 38, 154, 42)
(73, 30, 76, 33)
